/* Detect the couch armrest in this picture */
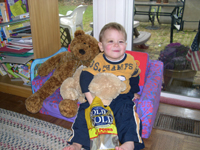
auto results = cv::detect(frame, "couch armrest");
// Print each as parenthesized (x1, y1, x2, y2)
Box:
(135, 60, 163, 138)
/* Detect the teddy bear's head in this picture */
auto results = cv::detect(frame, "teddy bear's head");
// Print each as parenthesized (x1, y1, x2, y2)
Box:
(89, 73, 127, 106)
(70, 30, 100, 61)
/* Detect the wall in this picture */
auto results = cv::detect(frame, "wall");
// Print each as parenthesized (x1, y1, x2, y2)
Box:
(93, 0, 134, 50)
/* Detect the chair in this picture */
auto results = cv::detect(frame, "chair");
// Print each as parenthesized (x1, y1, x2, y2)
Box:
(31, 48, 163, 139)
(134, 0, 156, 27)
(170, 0, 200, 43)
(156, 0, 181, 25)
(59, 5, 87, 38)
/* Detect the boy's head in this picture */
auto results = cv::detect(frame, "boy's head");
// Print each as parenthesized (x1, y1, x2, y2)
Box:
(99, 22, 127, 42)
(98, 22, 127, 62)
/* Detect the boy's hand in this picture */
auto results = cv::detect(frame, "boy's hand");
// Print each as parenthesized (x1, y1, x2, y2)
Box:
(134, 93, 140, 100)
(85, 92, 94, 104)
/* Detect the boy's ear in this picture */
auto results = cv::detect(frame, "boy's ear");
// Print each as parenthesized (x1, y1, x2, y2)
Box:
(98, 42, 104, 52)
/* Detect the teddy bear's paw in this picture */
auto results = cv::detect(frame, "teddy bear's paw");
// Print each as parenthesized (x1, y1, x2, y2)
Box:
(78, 96, 86, 103)
(25, 94, 43, 113)
(59, 99, 78, 118)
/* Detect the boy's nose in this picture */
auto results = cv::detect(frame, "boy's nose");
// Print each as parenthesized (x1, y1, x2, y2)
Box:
(114, 42, 119, 47)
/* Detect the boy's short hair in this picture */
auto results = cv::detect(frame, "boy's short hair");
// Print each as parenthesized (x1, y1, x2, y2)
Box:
(99, 22, 127, 42)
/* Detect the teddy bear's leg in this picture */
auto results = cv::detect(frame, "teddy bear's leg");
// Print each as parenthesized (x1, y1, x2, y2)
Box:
(25, 92, 43, 113)
(59, 99, 78, 118)
(25, 75, 62, 113)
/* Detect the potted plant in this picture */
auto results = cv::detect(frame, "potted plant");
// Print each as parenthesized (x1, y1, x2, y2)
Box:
(158, 43, 197, 88)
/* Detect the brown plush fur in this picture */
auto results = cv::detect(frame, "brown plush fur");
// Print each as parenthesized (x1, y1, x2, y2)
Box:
(59, 68, 126, 118)
(89, 73, 126, 106)
(59, 66, 87, 118)
(59, 99, 78, 118)
(60, 65, 86, 103)
(25, 30, 100, 113)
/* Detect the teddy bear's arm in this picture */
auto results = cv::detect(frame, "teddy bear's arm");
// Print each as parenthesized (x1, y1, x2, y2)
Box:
(38, 52, 68, 76)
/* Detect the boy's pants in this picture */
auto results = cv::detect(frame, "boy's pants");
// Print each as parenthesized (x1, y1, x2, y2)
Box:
(68, 92, 145, 150)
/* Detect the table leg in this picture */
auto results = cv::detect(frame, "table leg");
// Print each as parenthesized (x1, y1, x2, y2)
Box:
(134, 28, 140, 37)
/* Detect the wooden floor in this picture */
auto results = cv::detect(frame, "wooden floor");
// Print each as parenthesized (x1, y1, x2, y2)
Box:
(1, 91, 200, 150)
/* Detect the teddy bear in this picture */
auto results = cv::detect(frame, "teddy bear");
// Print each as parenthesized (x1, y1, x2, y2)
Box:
(59, 65, 126, 118)
(25, 30, 100, 114)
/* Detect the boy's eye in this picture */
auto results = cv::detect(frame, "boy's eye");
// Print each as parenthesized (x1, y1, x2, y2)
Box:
(119, 41, 124, 43)
(108, 40, 113, 43)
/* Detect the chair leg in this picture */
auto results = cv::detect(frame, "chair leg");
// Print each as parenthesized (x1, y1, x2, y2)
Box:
(170, 16, 175, 43)
(156, 6, 161, 25)
(76, 24, 84, 30)
(80, 23, 84, 30)
(72, 27, 76, 38)
(65, 27, 74, 39)
(170, 28, 173, 43)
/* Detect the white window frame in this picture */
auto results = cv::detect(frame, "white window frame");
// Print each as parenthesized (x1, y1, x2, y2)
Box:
(93, 0, 134, 50)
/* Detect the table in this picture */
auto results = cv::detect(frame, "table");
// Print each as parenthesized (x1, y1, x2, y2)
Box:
(133, 20, 151, 46)
(134, 20, 140, 28)
(134, 1, 183, 7)
(134, 1, 184, 43)
(134, 1, 183, 18)
(133, 21, 140, 37)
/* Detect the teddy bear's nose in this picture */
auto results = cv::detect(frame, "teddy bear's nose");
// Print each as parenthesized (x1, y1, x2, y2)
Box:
(79, 49, 85, 55)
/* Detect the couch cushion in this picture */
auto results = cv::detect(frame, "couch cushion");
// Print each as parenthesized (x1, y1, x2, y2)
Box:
(134, 60, 163, 138)
(126, 51, 149, 95)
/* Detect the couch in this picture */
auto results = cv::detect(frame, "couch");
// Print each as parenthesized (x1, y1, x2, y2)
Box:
(31, 47, 163, 138)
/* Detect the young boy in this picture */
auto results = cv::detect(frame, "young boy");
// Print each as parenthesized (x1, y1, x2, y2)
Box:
(63, 22, 144, 150)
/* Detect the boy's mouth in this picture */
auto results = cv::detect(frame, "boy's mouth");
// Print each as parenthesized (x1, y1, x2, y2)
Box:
(113, 50, 120, 52)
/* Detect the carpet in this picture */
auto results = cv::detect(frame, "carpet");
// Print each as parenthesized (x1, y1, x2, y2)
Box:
(154, 113, 200, 137)
(160, 96, 200, 110)
(0, 108, 72, 150)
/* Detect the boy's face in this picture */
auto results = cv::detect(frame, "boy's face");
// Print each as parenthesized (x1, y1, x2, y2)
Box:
(98, 28, 127, 61)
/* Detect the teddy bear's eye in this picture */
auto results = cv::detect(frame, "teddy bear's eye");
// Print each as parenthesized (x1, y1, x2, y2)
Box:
(84, 43, 86, 44)
(89, 45, 90, 48)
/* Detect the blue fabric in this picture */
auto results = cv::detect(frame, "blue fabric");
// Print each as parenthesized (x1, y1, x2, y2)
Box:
(129, 75, 140, 94)
(80, 71, 94, 93)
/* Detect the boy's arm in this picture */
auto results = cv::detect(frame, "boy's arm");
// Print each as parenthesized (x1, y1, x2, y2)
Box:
(129, 75, 140, 94)
(84, 92, 93, 104)
(80, 71, 94, 104)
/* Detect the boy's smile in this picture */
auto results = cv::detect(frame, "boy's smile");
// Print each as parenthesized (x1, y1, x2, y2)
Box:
(98, 28, 127, 62)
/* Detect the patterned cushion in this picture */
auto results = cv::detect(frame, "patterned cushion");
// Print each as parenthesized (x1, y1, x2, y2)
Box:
(32, 70, 77, 122)
(134, 60, 163, 138)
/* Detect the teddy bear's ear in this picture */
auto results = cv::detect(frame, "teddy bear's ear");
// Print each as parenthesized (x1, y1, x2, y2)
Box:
(74, 30, 85, 37)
